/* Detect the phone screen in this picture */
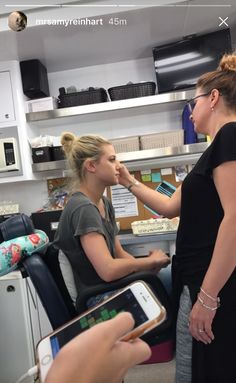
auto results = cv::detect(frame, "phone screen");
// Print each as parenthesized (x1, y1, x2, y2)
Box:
(50, 289, 148, 358)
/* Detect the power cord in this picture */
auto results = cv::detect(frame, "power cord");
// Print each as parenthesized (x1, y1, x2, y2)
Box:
(15, 365, 38, 383)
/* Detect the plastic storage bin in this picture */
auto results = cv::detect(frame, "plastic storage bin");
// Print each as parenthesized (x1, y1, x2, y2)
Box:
(140, 130, 184, 150)
(31, 210, 62, 241)
(110, 136, 140, 153)
(58, 87, 108, 108)
(51, 146, 65, 161)
(32, 147, 52, 163)
(108, 82, 156, 101)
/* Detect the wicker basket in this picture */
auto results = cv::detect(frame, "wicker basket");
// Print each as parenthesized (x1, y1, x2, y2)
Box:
(108, 82, 156, 101)
(58, 87, 108, 108)
(110, 136, 140, 153)
(140, 130, 184, 150)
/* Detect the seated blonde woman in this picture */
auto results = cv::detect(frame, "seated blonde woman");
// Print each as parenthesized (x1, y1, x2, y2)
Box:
(53, 132, 170, 309)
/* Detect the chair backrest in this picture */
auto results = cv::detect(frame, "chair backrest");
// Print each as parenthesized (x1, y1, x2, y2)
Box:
(57, 251, 173, 340)
(22, 247, 173, 345)
(22, 254, 75, 330)
(74, 270, 174, 346)
(42, 244, 77, 318)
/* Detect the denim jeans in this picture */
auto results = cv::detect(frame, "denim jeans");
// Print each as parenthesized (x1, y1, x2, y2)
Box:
(86, 290, 117, 309)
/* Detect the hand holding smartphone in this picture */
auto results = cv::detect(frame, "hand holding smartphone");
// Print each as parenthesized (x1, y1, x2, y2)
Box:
(41, 312, 152, 383)
(37, 281, 166, 382)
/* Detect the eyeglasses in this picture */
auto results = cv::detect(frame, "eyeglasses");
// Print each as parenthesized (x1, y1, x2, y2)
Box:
(186, 92, 211, 113)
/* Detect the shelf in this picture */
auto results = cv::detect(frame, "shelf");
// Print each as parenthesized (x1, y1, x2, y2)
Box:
(26, 89, 195, 123)
(31, 142, 209, 173)
(118, 142, 209, 170)
(32, 160, 67, 172)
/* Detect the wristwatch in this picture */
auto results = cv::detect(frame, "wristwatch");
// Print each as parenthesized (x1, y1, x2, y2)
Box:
(126, 178, 140, 192)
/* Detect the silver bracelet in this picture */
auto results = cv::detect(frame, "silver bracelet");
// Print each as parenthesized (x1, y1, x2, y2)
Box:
(197, 295, 219, 311)
(126, 178, 140, 192)
(200, 287, 220, 303)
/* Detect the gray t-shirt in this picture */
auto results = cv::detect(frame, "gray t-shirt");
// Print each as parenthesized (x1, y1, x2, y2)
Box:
(53, 192, 118, 290)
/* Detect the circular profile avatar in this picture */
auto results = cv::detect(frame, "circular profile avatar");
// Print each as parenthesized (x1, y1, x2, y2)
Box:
(8, 11, 27, 32)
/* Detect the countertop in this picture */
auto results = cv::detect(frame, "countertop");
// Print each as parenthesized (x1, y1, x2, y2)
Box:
(118, 231, 177, 245)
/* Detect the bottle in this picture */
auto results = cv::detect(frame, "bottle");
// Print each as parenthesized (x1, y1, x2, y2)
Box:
(182, 105, 197, 144)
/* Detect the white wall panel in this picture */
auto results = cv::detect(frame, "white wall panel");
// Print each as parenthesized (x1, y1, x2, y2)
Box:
(48, 57, 156, 97)
(0, 180, 48, 215)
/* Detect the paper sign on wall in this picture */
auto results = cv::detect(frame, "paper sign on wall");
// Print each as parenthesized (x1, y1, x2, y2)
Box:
(161, 168, 172, 175)
(174, 165, 188, 182)
(152, 172, 162, 182)
(110, 185, 139, 218)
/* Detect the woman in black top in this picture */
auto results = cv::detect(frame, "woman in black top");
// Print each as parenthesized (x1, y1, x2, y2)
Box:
(119, 53, 236, 383)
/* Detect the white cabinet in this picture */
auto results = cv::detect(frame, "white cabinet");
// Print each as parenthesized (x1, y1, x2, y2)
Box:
(26, 278, 52, 347)
(0, 61, 37, 183)
(0, 271, 52, 383)
(0, 71, 15, 123)
(0, 272, 35, 383)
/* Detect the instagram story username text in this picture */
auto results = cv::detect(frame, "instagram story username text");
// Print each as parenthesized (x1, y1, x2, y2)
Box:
(35, 17, 127, 27)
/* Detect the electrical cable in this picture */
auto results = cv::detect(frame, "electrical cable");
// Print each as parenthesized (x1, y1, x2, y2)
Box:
(15, 365, 38, 383)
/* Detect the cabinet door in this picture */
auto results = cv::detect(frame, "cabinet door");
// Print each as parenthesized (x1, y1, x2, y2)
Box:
(0, 71, 15, 122)
(0, 276, 35, 383)
(26, 278, 52, 347)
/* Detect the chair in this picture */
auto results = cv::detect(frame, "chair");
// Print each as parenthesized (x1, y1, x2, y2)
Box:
(21, 245, 173, 346)
(21, 254, 75, 330)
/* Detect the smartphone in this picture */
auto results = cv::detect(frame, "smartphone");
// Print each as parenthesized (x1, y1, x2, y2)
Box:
(156, 181, 176, 198)
(37, 281, 166, 382)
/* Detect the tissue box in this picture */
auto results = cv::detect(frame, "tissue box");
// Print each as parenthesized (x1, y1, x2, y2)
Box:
(26, 97, 58, 113)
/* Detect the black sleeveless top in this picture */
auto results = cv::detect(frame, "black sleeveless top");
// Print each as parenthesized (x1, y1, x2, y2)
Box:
(173, 122, 236, 382)
(175, 122, 236, 286)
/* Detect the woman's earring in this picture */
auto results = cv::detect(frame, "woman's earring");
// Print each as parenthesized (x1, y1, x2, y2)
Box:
(211, 107, 214, 111)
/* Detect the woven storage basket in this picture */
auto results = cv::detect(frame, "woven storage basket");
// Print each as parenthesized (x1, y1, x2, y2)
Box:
(140, 130, 184, 150)
(108, 82, 156, 101)
(58, 87, 108, 108)
(110, 136, 140, 153)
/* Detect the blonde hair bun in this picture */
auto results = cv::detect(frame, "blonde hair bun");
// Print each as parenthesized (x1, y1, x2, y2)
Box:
(61, 132, 76, 154)
(219, 53, 236, 72)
